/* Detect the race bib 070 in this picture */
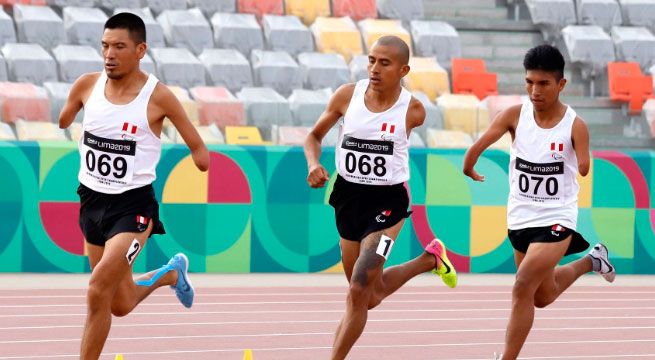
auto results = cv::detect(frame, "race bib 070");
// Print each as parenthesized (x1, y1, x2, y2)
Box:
(513, 157, 564, 204)
(79, 131, 136, 188)
(338, 135, 394, 184)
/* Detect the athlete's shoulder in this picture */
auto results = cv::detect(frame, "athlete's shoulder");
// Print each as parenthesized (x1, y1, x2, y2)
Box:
(333, 83, 357, 100)
(407, 96, 426, 128)
(72, 72, 101, 89)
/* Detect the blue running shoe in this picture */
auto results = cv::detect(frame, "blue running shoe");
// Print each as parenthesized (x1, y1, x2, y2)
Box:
(168, 253, 194, 308)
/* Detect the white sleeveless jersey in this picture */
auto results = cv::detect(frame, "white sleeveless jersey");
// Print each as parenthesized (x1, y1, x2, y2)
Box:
(335, 79, 411, 185)
(78, 72, 161, 194)
(507, 100, 580, 230)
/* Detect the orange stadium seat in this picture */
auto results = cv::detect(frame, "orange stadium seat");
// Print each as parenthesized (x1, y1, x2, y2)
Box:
(331, 0, 377, 21)
(358, 19, 411, 54)
(0, 82, 50, 123)
(190, 86, 246, 130)
(285, 0, 331, 26)
(608, 62, 654, 115)
(0, 0, 45, 4)
(404, 57, 450, 101)
(451, 58, 498, 101)
(238, 0, 283, 20)
(311, 16, 363, 62)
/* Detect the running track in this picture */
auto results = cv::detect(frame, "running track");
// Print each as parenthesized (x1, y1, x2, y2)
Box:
(1, 275, 654, 360)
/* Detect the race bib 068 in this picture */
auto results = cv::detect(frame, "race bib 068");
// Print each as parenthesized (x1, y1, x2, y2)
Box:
(338, 135, 394, 184)
(79, 131, 136, 188)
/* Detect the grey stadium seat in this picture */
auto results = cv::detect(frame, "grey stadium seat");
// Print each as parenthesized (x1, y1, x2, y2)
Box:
(411, 20, 461, 67)
(2, 43, 57, 85)
(47, 0, 95, 7)
(525, 0, 577, 42)
(0, 9, 17, 47)
(189, 0, 236, 18)
(618, 0, 655, 32)
(113, 8, 166, 48)
(0, 54, 7, 82)
(250, 49, 302, 97)
(198, 48, 253, 93)
(349, 55, 369, 82)
(52, 45, 103, 83)
(44, 82, 84, 124)
(611, 26, 655, 70)
(412, 91, 444, 140)
(297, 52, 350, 91)
(262, 15, 314, 57)
(142, 0, 187, 17)
(63, 7, 107, 47)
(14, 4, 66, 51)
(157, 8, 213, 56)
(211, 13, 264, 57)
(377, 0, 424, 22)
(97, 0, 141, 12)
(236, 87, 293, 140)
(141, 53, 156, 75)
(288, 88, 332, 126)
(562, 25, 615, 83)
(149, 47, 205, 89)
(576, 0, 622, 32)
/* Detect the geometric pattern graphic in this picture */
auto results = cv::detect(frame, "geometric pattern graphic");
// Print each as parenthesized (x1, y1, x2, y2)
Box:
(0, 141, 653, 273)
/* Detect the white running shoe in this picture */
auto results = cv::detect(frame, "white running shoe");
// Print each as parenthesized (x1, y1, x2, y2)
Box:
(588, 243, 616, 283)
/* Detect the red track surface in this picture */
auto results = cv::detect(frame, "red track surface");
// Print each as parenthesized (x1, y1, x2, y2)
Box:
(1, 285, 654, 359)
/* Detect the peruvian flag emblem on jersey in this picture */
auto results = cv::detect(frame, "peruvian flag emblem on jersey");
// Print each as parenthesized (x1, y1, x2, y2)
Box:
(122, 122, 137, 134)
(550, 142, 564, 151)
(551, 224, 566, 232)
(381, 123, 395, 134)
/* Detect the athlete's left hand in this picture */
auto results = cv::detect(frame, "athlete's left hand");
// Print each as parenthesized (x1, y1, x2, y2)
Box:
(464, 168, 485, 182)
(307, 164, 329, 188)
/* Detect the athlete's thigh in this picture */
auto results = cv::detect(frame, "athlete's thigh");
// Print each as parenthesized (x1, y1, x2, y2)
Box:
(340, 238, 360, 283)
(515, 238, 570, 288)
(534, 235, 572, 298)
(352, 219, 406, 287)
(112, 222, 153, 301)
(86, 240, 104, 270)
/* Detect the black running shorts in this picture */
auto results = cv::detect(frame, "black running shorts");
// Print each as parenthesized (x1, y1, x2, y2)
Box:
(328, 175, 411, 242)
(77, 183, 166, 246)
(508, 224, 589, 256)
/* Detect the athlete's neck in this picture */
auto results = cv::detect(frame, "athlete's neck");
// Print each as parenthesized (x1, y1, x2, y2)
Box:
(364, 84, 401, 113)
(533, 100, 567, 127)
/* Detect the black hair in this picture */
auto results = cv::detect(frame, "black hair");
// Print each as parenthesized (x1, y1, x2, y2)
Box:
(375, 35, 410, 65)
(104, 12, 146, 44)
(523, 44, 565, 80)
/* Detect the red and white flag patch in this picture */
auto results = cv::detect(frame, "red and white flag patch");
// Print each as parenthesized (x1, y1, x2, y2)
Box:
(381, 210, 392, 216)
(551, 224, 565, 232)
(136, 215, 149, 225)
(122, 122, 137, 134)
(550, 142, 564, 151)
(381, 123, 395, 134)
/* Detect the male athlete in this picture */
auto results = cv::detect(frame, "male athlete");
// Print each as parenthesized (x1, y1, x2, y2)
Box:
(304, 36, 458, 360)
(58, 13, 209, 359)
(461, 44, 615, 360)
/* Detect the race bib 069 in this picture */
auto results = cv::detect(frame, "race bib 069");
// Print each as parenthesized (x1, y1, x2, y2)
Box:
(79, 131, 136, 188)
(338, 135, 394, 184)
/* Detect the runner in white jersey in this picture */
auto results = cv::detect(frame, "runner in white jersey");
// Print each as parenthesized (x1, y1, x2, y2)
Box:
(304, 36, 458, 360)
(58, 13, 209, 360)
(462, 45, 615, 360)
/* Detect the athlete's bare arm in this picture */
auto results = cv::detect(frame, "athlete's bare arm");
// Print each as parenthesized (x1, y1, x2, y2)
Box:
(463, 104, 521, 182)
(405, 97, 425, 135)
(304, 83, 355, 188)
(150, 83, 209, 172)
(58, 73, 100, 129)
(571, 117, 590, 176)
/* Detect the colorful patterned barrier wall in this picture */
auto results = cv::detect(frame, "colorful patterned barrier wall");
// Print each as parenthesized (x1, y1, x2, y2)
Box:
(0, 141, 653, 274)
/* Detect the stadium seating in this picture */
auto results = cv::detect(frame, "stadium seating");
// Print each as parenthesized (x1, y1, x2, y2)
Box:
(611, 26, 655, 70)
(48, 0, 94, 7)
(149, 47, 205, 89)
(562, 25, 616, 80)
(409, 131, 426, 148)
(236, 87, 293, 140)
(140, 53, 156, 75)
(618, 0, 655, 32)
(483, 95, 524, 121)
(43, 82, 83, 124)
(67, 122, 82, 142)
(644, 98, 655, 137)
(331, 0, 377, 21)
(194, 123, 226, 144)
(349, 55, 369, 82)
(225, 125, 265, 144)
(489, 133, 513, 149)
(0, 55, 6, 82)
(157, 8, 213, 56)
(410, 20, 461, 67)
(285, 0, 330, 26)
(425, 128, 473, 148)
(272, 125, 311, 145)
(189, 86, 246, 129)
(237, 0, 283, 20)
(96, 0, 141, 12)
(0, 9, 16, 47)
(0, 122, 14, 140)
(451, 58, 498, 100)
(168, 86, 199, 125)
(404, 57, 450, 101)
(62, 6, 107, 47)
(297, 52, 350, 91)
(311, 16, 363, 62)
(525, 0, 577, 42)
(358, 19, 411, 53)
(189, 0, 236, 17)
(113, 8, 165, 48)
(143, 0, 186, 17)
(14, 4, 66, 51)
(210, 13, 264, 57)
(15, 119, 66, 141)
(412, 91, 444, 138)
(262, 15, 314, 57)
(2, 43, 57, 85)
(377, 0, 424, 22)
(576, 0, 622, 32)
(52, 45, 102, 83)
(437, 93, 489, 136)
(288, 88, 331, 126)
(607, 61, 654, 114)
(198, 48, 253, 94)
(0, 82, 50, 123)
(250, 49, 302, 97)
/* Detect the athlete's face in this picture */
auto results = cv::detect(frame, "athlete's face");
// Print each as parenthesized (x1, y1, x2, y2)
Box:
(367, 44, 409, 90)
(525, 70, 566, 112)
(101, 28, 146, 80)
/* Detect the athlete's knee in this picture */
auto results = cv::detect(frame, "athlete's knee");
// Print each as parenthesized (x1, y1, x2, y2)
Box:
(512, 276, 538, 300)
(534, 293, 556, 308)
(86, 281, 112, 312)
(367, 294, 383, 310)
(347, 282, 372, 308)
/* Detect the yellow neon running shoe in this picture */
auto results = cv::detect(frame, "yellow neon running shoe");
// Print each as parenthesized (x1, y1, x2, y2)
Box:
(425, 238, 457, 288)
